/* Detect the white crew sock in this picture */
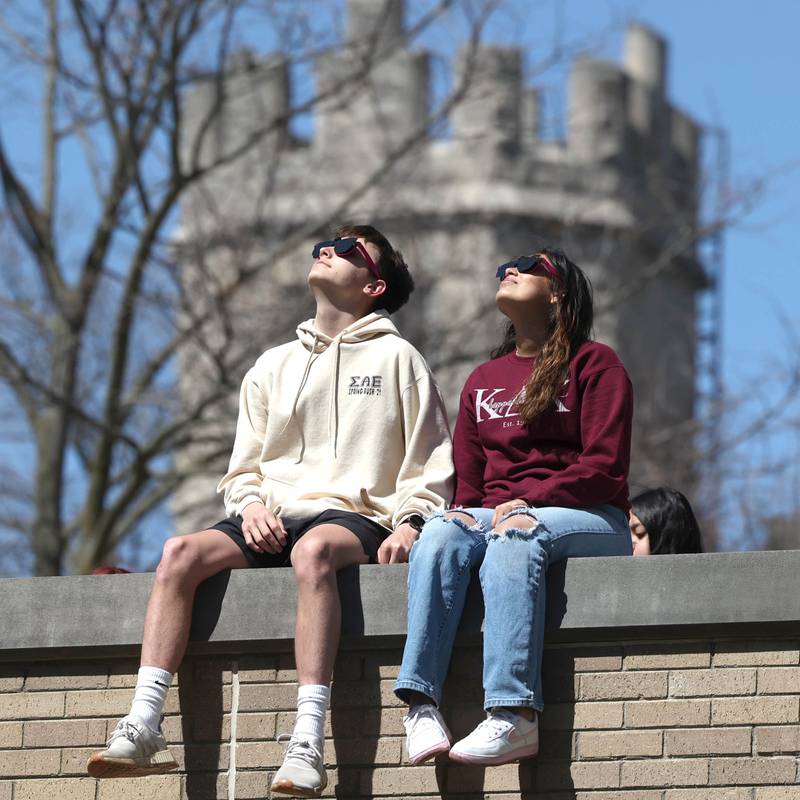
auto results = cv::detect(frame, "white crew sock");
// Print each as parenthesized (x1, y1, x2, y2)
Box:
(292, 684, 330, 751)
(129, 666, 173, 731)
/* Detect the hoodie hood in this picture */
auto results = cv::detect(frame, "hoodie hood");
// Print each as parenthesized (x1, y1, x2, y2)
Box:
(295, 310, 401, 351)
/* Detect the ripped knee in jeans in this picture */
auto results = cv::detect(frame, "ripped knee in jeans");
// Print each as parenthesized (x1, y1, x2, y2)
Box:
(431, 507, 486, 534)
(490, 509, 540, 540)
(444, 510, 477, 525)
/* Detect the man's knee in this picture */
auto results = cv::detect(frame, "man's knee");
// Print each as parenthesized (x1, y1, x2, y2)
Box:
(291, 536, 335, 582)
(156, 535, 205, 586)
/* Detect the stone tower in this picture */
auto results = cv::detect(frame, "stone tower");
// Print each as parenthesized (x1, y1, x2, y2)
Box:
(175, 0, 707, 531)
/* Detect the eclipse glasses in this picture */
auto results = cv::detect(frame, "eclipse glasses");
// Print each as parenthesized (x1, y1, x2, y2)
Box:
(496, 254, 563, 286)
(312, 237, 380, 280)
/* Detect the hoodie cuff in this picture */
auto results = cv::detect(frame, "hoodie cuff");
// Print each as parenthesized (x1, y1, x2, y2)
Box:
(393, 507, 431, 530)
(235, 495, 264, 517)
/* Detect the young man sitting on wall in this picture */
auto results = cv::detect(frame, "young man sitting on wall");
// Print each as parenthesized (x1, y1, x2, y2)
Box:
(87, 225, 454, 797)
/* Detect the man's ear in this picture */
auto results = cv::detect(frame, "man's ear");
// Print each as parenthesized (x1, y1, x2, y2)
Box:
(364, 279, 387, 299)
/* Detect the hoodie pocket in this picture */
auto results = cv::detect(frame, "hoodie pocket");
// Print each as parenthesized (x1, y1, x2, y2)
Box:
(296, 490, 359, 512)
(263, 474, 295, 507)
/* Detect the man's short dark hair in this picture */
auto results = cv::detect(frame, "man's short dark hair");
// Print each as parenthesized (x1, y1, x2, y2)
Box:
(334, 224, 414, 314)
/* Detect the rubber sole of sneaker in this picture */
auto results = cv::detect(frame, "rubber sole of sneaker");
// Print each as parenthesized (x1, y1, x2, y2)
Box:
(270, 777, 327, 797)
(86, 752, 179, 779)
(448, 743, 538, 766)
(407, 738, 452, 766)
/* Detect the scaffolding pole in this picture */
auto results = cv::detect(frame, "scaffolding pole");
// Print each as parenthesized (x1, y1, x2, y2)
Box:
(696, 125, 729, 518)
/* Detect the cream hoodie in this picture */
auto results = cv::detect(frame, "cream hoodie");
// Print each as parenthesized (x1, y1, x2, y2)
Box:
(217, 311, 454, 530)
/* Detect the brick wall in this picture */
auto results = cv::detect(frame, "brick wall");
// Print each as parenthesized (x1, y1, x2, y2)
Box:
(2, 637, 799, 799)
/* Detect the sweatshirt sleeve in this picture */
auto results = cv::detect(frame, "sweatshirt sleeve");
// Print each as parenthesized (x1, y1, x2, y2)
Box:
(452, 380, 486, 507)
(216, 367, 268, 517)
(391, 372, 455, 528)
(524, 366, 633, 508)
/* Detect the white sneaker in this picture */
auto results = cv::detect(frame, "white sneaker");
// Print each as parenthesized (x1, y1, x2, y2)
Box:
(87, 714, 178, 778)
(270, 735, 327, 797)
(449, 709, 538, 765)
(403, 703, 453, 765)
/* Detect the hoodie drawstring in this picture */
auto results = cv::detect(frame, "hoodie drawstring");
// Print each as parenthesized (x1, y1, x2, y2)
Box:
(328, 337, 342, 459)
(283, 333, 320, 463)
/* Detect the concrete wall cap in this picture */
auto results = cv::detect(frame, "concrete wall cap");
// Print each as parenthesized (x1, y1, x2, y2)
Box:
(2, 550, 799, 660)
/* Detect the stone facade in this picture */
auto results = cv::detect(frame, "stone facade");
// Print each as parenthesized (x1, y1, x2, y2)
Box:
(174, 0, 706, 532)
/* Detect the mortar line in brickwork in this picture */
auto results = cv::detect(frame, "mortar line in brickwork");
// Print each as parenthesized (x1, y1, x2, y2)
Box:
(228, 660, 240, 800)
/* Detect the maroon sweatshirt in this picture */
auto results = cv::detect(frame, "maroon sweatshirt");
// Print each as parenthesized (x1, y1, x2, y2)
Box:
(453, 341, 633, 513)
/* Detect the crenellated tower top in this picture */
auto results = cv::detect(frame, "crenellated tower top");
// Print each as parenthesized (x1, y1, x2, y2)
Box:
(183, 3, 700, 229)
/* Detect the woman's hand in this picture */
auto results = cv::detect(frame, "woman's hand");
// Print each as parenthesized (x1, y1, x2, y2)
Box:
(491, 499, 530, 528)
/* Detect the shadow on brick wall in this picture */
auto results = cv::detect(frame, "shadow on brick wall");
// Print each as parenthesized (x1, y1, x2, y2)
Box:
(180, 570, 231, 798)
(528, 560, 578, 796)
(331, 564, 381, 797)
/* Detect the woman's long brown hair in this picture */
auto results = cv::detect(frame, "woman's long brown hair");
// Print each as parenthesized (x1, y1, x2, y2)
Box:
(491, 248, 594, 424)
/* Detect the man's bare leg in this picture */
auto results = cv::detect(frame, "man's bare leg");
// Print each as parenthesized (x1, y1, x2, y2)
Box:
(88, 530, 248, 778)
(291, 524, 368, 684)
(270, 524, 367, 797)
(141, 530, 249, 671)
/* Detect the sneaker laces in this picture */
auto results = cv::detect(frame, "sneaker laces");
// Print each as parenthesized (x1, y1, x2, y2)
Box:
(107, 716, 163, 748)
(107, 719, 141, 746)
(474, 709, 522, 738)
(403, 704, 440, 734)
(277, 733, 322, 766)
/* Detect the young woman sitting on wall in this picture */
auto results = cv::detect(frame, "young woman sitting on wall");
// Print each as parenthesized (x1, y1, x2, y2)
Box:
(393, 247, 634, 766)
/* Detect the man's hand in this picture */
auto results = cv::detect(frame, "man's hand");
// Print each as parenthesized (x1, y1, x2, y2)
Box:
(377, 523, 419, 564)
(491, 499, 530, 528)
(241, 502, 287, 554)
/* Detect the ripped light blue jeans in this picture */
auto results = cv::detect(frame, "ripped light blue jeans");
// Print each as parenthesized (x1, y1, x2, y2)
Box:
(394, 505, 631, 711)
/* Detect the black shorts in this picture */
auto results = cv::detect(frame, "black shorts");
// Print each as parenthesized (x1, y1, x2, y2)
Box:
(212, 509, 390, 568)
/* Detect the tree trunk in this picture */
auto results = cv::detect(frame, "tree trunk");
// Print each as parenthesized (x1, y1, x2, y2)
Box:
(32, 406, 67, 575)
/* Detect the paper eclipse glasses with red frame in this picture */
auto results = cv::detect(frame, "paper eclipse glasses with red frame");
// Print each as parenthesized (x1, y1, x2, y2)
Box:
(312, 238, 381, 280)
(496, 254, 563, 286)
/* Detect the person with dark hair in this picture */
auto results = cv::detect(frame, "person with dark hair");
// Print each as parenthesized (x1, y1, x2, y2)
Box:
(394, 247, 633, 767)
(334, 224, 415, 314)
(629, 487, 703, 555)
(87, 224, 454, 797)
